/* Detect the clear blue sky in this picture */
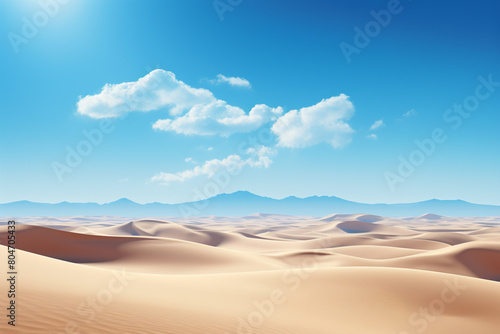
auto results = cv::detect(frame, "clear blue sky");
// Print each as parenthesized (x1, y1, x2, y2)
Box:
(1, 0, 499, 205)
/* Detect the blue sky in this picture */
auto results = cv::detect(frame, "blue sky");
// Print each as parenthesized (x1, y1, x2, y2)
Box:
(1, 0, 499, 205)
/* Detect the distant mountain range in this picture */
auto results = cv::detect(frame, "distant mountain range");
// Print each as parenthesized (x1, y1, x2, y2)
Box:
(1, 191, 499, 217)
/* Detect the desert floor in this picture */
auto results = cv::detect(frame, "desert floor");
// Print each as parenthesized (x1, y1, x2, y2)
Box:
(1, 213, 500, 333)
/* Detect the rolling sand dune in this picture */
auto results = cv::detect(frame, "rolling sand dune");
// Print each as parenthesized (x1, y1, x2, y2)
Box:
(1, 214, 500, 333)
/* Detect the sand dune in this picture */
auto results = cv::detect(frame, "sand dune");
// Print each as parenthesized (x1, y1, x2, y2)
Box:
(1, 214, 500, 333)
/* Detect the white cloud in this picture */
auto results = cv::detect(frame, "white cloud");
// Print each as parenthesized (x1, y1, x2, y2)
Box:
(271, 94, 355, 149)
(245, 146, 276, 168)
(403, 109, 416, 117)
(77, 69, 214, 118)
(151, 146, 275, 185)
(78, 69, 280, 136)
(370, 119, 384, 130)
(213, 74, 251, 88)
(184, 157, 197, 164)
(77, 70, 358, 149)
(153, 102, 283, 136)
(151, 155, 244, 185)
(367, 134, 378, 140)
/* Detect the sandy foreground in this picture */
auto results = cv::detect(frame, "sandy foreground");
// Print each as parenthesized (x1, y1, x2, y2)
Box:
(1, 213, 500, 334)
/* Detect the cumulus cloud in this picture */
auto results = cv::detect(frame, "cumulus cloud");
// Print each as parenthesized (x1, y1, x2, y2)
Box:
(271, 94, 355, 149)
(367, 134, 378, 140)
(151, 146, 275, 185)
(153, 102, 283, 136)
(212, 74, 251, 88)
(370, 119, 384, 130)
(245, 146, 276, 168)
(77, 69, 280, 136)
(77, 70, 357, 148)
(151, 155, 244, 185)
(77, 69, 214, 118)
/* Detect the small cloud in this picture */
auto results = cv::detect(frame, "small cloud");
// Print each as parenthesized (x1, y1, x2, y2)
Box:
(184, 157, 197, 164)
(369, 119, 384, 130)
(199, 145, 214, 152)
(367, 134, 377, 140)
(271, 94, 355, 149)
(151, 155, 244, 185)
(151, 147, 275, 185)
(245, 146, 277, 168)
(212, 74, 251, 88)
(403, 109, 416, 117)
